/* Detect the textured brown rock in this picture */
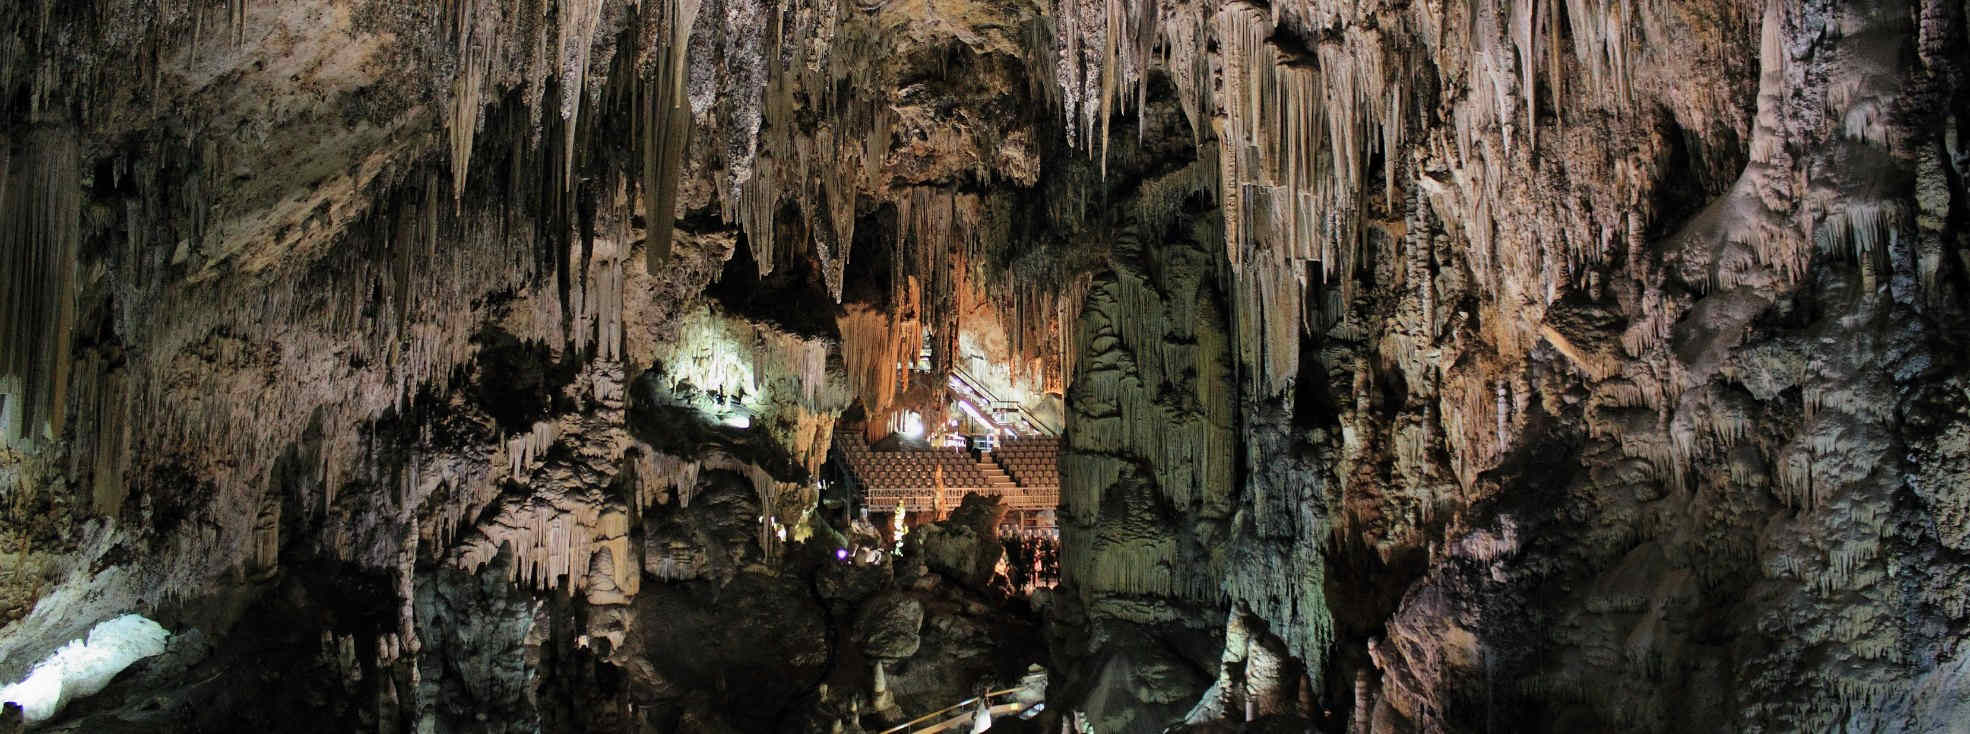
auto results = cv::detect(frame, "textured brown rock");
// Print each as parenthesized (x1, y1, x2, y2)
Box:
(0, 0, 1963, 731)
(909, 492, 1007, 590)
(855, 593, 925, 660)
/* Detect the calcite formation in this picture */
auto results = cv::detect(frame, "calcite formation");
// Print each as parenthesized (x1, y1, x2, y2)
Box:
(0, 0, 1964, 732)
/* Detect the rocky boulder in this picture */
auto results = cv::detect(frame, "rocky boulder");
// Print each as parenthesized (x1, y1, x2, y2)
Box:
(854, 593, 925, 661)
(909, 493, 1005, 589)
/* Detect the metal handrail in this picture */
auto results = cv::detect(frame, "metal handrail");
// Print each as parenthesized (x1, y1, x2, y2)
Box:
(878, 688, 1026, 734)
(950, 368, 1059, 437)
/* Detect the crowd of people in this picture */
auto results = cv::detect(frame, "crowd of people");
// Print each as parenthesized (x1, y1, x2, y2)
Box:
(998, 532, 1060, 593)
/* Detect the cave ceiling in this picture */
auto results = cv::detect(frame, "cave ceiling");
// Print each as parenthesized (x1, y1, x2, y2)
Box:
(2, 0, 1969, 732)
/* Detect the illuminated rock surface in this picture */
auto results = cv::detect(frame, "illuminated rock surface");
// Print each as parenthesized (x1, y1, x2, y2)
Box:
(0, 0, 1964, 731)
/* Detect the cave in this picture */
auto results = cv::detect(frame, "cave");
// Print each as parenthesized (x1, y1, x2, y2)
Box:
(2, 1, 1967, 732)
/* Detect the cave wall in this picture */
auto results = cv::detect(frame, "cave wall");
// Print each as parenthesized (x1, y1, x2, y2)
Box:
(1053, 184, 1237, 732)
(0, 0, 1964, 731)
(0, 0, 1062, 729)
(1045, 0, 1970, 731)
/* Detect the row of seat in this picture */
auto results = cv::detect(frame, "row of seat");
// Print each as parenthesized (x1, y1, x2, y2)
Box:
(992, 437, 1060, 489)
(836, 432, 993, 490)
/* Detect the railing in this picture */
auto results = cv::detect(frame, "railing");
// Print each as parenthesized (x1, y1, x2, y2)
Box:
(877, 687, 1032, 734)
(950, 368, 1059, 437)
(987, 400, 1020, 423)
(863, 486, 1057, 513)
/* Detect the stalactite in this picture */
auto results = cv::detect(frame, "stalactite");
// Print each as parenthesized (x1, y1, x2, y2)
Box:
(1817, 200, 1900, 267)
(250, 489, 280, 574)
(575, 208, 627, 361)
(0, 3, 764, 616)
(714, 8, 905, 293)
(452, 493, 631, 594)
(1513, 0, 1538, 154)
(76, 358, 132, 517)
(556, 0, 607, 196)
(1207, 1, 1410, 397)
(838, 304, 915, 435)
(228, 0, 247, 46)
(641, 0, 698, 269)
(0, 126, 81, 446)
(1563, 0, 1637, 110)
(508, 420, 562, 480)
(1546, 0, 1563, 127)
(449, 0, 491, 206)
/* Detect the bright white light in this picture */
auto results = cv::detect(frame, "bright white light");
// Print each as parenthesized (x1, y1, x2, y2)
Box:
(901, 412, 925, 439)
(667, 311, 764, 410)
(722, 412, 751, 429)
(1, 614, 169, 722)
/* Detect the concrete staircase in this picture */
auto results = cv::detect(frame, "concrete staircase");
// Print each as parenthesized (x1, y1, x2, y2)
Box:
(976, 459, 1017, 491)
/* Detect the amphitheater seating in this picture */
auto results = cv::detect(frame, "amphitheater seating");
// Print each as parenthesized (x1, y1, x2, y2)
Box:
(992, 437, 1059, 490)
(836, 432, 1060, 517)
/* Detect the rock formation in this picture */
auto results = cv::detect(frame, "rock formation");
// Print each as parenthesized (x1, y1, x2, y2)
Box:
(0, 0, 1964, 731)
